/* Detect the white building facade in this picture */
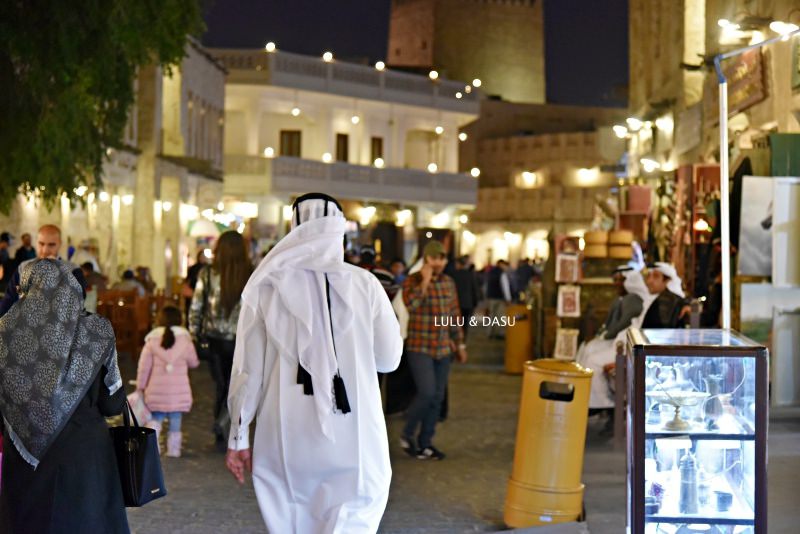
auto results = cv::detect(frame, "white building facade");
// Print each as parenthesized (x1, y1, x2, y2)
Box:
(211, 47, 479, 261)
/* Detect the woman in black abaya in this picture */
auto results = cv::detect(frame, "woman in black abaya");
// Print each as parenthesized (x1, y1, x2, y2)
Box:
(0, 259, 129, 534)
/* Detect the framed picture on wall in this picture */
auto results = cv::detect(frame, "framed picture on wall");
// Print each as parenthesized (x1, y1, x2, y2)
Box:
(557, 284, 581, 318)
(555, 254, 580, 283)
(553, 328, 580, 360)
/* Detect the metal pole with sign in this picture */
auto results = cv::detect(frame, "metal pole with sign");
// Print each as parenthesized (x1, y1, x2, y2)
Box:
(714, 28, 800, 330)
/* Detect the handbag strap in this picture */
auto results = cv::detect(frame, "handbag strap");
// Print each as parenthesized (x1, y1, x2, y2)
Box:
(123, 399, 140, 429)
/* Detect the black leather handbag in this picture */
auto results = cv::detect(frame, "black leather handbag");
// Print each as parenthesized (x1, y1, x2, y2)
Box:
(110, 400, 167, 507)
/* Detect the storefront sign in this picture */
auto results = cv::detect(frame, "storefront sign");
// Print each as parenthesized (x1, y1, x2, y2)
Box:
(704, 49, 767, 125)
(793, 39, 800, 90)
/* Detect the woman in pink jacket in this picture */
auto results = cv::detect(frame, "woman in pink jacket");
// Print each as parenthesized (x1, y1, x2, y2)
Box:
(136, 305, 200, 457)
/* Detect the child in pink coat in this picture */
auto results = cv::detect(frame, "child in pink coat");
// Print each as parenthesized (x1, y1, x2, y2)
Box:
(136, 305, 199, 457)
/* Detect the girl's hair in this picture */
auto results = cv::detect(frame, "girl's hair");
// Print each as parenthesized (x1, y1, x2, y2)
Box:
(213, 230, 253, 318)
(158, 305, 183, 350)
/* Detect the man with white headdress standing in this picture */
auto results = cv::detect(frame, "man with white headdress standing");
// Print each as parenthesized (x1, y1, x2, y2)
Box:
(224, 193, 403, 533)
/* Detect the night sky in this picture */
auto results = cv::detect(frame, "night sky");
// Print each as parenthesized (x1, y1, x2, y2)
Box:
(202, 0, 628, 108)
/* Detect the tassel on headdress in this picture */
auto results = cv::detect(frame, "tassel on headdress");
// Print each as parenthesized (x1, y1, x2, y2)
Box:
(297, 364, 314, 395)
(332, 373, 351, 414)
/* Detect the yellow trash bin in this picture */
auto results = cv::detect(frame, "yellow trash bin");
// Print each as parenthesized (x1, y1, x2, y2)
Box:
(504, 304, 532, 374)
(504, 359, 593, 528)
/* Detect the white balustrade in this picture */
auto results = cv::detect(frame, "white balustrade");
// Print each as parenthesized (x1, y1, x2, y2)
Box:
(224, 155, 476, 205)
(210, 49, 479, 112)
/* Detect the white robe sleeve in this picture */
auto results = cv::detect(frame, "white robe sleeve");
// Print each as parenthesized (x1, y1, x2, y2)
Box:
(227, 301, 268, 451)
(371, 278, 403, 373)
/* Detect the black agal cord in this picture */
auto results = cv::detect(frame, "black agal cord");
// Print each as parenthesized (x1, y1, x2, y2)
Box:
(294, 196, 351, 413)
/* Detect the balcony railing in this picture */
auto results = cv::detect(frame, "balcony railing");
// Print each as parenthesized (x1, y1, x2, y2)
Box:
(471, 186, 605, 222)
(224, 155, 477, 206)
(210, 49, 480, 114)
(479, 132, 601, 161)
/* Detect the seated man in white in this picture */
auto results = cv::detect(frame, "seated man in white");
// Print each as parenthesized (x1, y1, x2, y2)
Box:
(578, 267, 652, 413)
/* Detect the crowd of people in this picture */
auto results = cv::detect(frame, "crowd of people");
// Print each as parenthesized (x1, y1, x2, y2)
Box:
(0, 210, 700, 533)
(0, 205, 478, 532)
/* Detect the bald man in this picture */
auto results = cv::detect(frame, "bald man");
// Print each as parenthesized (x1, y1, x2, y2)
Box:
(0, 225, 67, 317)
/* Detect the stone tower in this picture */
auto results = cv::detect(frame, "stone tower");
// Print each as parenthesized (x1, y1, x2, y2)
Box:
(387, 0, 545, 104)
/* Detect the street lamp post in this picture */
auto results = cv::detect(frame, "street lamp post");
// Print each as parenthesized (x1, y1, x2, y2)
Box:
(714, 27, 800, 330)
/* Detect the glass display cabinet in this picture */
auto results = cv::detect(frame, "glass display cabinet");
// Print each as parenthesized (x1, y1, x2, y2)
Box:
(626, 329, 768, 534)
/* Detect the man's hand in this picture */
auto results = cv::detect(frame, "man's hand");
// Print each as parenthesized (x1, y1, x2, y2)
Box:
(225, 448, 252, 484)
(456, 345, 468, 364)
(420, 263, 433, 285)
(679, 305, 692, 320)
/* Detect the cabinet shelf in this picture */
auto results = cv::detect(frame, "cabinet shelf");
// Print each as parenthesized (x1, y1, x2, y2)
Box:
(645, 514, 754, 526)
(645, 469, 755, 528)
(645, 432, 756, 441)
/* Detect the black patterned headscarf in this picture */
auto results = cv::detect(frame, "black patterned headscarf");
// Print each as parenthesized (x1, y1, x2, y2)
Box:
(0, 259, 122, 468)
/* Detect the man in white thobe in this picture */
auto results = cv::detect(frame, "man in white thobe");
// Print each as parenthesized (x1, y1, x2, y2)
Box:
(225, 193, 403, 533)
(578, 268, 653, 409)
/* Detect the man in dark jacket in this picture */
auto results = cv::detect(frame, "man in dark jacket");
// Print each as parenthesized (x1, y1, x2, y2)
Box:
(359, 246, 399, 300)
(485, 260, 513, 339)
(515, 258, 535, 296)
(450, 255, 481, 339)
(13, 232, 36, 266)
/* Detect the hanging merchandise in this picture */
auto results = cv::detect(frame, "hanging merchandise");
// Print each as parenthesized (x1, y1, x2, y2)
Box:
(647, 178, 679, 263)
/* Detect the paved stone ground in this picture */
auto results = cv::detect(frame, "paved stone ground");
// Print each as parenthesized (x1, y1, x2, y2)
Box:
(119, 328, 800, 533)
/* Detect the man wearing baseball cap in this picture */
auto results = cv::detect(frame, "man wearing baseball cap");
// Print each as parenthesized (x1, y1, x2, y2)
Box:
(400, 240, 467, 460)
